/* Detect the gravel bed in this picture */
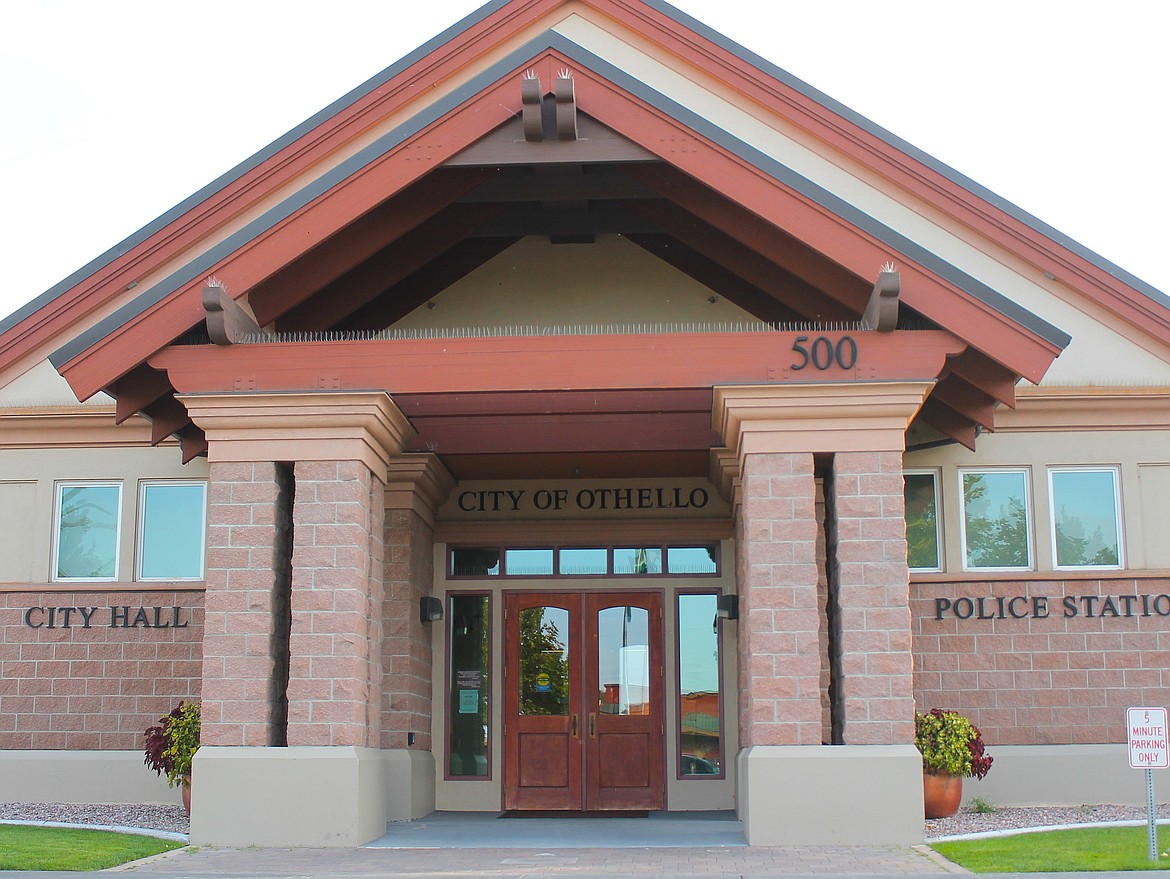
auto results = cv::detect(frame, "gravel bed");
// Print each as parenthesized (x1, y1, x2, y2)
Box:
(3, 801, 1167, 842)
(0, 802, 189, 836)
(926, 803, 1170, 839)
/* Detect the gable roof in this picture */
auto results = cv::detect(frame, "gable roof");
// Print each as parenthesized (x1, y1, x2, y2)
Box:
(1, 0, 1166, 468)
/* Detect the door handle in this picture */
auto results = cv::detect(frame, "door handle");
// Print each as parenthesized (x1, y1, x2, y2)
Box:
(589, 712, 597, 738)
(571, 713, 579, 738)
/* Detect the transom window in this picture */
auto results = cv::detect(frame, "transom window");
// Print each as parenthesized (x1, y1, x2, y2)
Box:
(450, 544, 719, 578)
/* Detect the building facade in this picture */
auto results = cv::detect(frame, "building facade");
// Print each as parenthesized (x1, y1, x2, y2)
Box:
(1, 0, 1168, 848)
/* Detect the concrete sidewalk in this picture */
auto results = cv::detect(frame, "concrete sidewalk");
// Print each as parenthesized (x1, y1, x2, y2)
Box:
(107, 841, 962, 877)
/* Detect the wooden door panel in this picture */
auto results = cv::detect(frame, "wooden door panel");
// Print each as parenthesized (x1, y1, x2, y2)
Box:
(519, 733, 570, 787)
(504, 593, 582, 811)
(585, 592, 664, 811)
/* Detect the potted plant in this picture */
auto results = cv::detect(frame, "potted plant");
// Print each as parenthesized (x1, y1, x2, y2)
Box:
(914, 707, 993, 818)
(144, 701, 200, 814)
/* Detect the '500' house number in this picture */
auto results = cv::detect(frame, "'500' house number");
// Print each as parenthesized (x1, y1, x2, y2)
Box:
(790, 335, 858, 371)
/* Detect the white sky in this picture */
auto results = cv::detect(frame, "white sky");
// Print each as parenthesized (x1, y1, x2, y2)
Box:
(2, 1, 1167, 326)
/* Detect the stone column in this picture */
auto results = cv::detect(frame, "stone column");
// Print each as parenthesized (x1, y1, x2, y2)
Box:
(286, 460, 384, 749)
(828, 451, 915, 745)
(381, 455, 454, 820)
(200, 461, 291, 746)
(712, 382, 931, 847)
(735, 451, 822, 747)
(180, 391, 415, 848)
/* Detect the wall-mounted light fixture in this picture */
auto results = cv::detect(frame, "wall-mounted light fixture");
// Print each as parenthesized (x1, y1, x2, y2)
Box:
(420, 596, 444, 624)
(716, 594, 739, 621)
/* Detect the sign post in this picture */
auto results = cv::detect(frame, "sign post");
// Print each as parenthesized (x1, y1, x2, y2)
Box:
(1127, 707, 1168, 862)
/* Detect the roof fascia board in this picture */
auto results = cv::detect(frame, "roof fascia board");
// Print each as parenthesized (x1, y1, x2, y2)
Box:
(0, 0, 519, 341)
(50, 31, 1067, 375)
(636, 0, 1168, 313)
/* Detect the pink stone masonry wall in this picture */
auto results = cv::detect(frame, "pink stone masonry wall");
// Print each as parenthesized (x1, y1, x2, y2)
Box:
(381, 508, 435, 751)
(0, 590, 203, 749)
(287, 460, 383, 748)
(912, 576, 1170, 745)
(831, 451, 915, 745)
(736, 452, 823, 746)
(200, 461, 284, 747)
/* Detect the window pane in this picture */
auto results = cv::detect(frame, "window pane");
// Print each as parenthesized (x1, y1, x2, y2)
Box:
(449, 595, 489, 777)
(614, 547, 662, 575)
(1051, 470, 1121, 568)
(666, 546, 717, 574)
(140, 483, 206, 580)
(678, 594, 721, 777)
(962, 470, 1031, 569)
(56, 484, 120, 580)
(519, 606, 570, 715)
(505, 548, 553, 576)
(905, 473, 940, 570)
(451, 547, 500, 576)
(597, 605, 650, 715)
(558, 548, 608, 575)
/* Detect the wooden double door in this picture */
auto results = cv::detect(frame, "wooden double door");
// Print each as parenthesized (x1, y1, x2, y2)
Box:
(503, 591, 664, 811)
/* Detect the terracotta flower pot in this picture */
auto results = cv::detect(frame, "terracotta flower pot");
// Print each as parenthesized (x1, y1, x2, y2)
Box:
(922, 770, 962, 818)
(181, 776, 191, 816)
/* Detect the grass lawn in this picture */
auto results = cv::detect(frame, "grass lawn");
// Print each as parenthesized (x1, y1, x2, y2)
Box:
(932, 824, 1170, 873)
(0, 824, 185, 871)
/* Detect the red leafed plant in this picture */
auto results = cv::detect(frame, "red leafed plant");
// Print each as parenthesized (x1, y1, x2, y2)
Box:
(143, 701, 200, 788)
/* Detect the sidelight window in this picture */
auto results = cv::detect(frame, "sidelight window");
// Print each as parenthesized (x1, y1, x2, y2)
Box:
(676, 592, 723, 778)
(448, 594, 490, 778)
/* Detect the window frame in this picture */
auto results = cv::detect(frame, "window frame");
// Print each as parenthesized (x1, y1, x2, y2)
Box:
(957, 467, 1034, 572)
(52, 480, 123, 583)
(136, 480, 208, 582)
(903, 469, 943, 573)
(1047, 466, 1124, 571)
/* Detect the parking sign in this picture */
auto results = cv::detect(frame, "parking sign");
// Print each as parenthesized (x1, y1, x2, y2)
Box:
(1128, 707, 1169, 769)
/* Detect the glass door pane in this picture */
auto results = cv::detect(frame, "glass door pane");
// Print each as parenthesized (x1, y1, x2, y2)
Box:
(518, 606, 571, 716)
(596, 606, 650, 715)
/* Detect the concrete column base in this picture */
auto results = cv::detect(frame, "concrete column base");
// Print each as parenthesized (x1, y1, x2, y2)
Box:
(190, 746, 433, 847)
(737, 744, 924, 845)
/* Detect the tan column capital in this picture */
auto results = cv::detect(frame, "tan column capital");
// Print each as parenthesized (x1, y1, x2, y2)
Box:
(177, 391, 415, 478)
(384, 453, 456, 526)
(713, 381, 933, 459)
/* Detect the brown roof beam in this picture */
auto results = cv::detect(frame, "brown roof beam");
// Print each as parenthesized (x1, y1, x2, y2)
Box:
(626, 233, 804, 325)
(247, 167, 498, 325)
(279, 202, 508, 332)
(337, 237, 519, 331)
(918, 397, 978, 451)
(625, 201, 856, 322)
(109, 365, 174, 425)
(144, 395, 192, 447)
